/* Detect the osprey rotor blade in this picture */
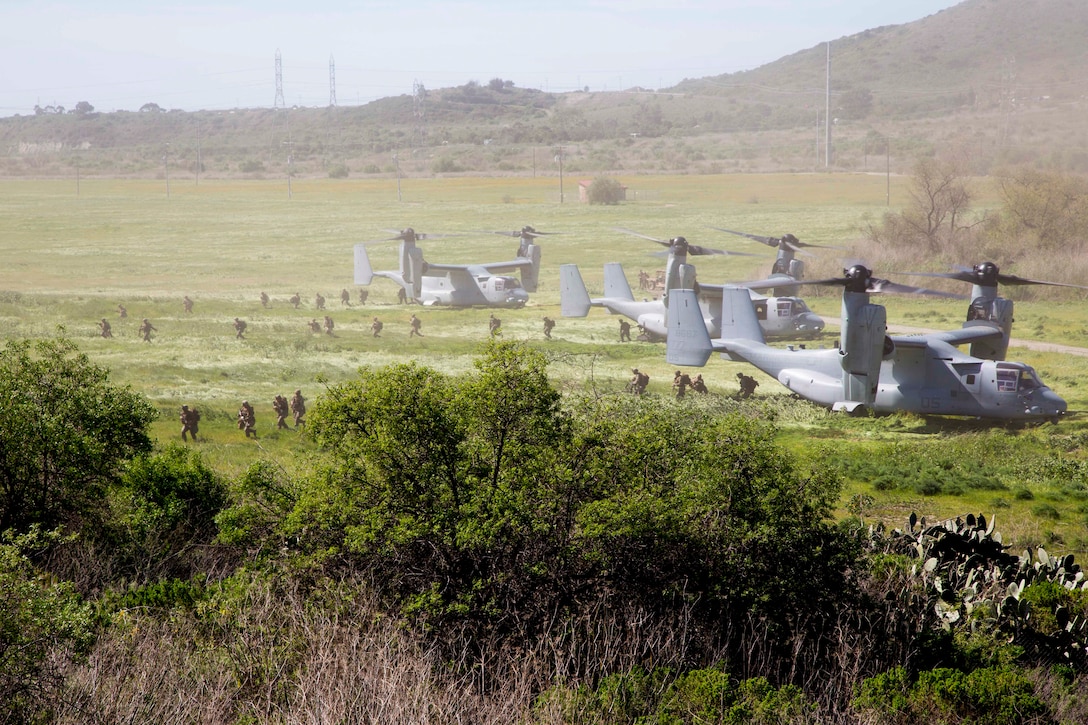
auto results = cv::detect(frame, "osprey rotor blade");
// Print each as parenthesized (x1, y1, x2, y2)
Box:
(688, 244, 762, 257)
(478, 227, 561, 239)
(902, 262, 1088, 291)
(613, 227, 671, 246)
(711, 227, 844, 252)
(867, 277, 968, 299)
(710, 227, 779, 247)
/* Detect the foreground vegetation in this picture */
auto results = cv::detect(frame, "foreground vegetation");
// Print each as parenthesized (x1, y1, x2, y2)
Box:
(1, 339, 1087, 723)
(1, 174, 1088, 721)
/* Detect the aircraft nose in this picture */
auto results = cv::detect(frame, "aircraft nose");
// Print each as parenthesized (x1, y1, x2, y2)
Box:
(1027, 389, 1067, 418)
(796, 313, 825, 332)
(1043, 389, 1067, 414)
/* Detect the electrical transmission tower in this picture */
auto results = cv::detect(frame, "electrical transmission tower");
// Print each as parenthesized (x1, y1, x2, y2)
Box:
(329, 55, 337, 107)
(274, 49, 285, 108)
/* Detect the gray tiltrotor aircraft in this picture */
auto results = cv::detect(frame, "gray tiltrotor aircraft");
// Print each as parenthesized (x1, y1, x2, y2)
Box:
(665, 264, 1068, 422)
(354, 227, 548, 308)
(560, 229, 825, 341)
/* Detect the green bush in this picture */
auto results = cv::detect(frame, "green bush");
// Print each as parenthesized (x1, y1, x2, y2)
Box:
(0, 338, 156, 534)
(535, 667, 813, 724)
(432, 156, 464, 173)
(0, 529, 95, 723)
(327, 163, 349, 178)
(586, 176, 625, 205)
(278, 342, 850, 650)
(855, 666, 1047, 724)
(115, 444, 228, 580)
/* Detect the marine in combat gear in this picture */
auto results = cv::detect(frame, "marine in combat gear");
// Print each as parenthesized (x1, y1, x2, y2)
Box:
(237, 400, 257, 438)
(627, 368, 649, 395)
(180, 405, 200, 442)
(139, 318, 157, 342)
(736, 372, 759, 399)
(273, 395, 290, 430)
(673, 370, 692, 399)
(290, 390, 306, 428)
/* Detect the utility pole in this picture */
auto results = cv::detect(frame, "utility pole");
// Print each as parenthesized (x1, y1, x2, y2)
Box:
(413, 80, 426, 147)
(284, 141, 294, 199)
(163, 143, 170, 198)
(555, 146, 565, 203)
(885, 137, 891, 206)
(394, 153, 402, 202)
(825, 42, 832, 168)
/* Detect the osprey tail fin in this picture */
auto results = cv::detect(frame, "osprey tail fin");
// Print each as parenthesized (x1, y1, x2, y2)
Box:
(560, 264, 592, 318)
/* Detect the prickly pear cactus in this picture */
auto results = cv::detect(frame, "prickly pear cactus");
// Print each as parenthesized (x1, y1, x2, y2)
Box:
(873, 513, 1087, 669)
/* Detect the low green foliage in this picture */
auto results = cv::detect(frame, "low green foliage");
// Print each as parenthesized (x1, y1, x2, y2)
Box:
(586, 176, 625, 204)
(0, 337, 156, 534)
(855, 665, 1047, 725)
(0, 528, 95, 724)
(257, 341, 853, 668)
(535, 666, 814, 724)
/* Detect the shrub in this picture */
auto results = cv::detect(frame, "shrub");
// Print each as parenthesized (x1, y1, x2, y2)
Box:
(284, 342, 850, 660)
(536, 667, 814, 724)
(586, 176, 625, 204)
(0, 529, 94, 723)
(855, 666, 1047, 724)
(432, 157, 463, 173)
(0, 338, 156, 534)
(327, 163, 349, 178)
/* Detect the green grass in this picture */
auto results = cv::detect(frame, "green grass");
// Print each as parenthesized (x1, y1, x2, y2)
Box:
(3, 175, 1088, 550)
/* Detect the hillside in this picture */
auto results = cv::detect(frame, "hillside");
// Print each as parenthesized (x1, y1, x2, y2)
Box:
(2, 0, 1086, 179)
(677, 0, 1088, 120)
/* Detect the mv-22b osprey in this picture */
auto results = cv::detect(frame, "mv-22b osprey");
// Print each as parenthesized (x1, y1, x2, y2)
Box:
(560, 229, 826, 340)
(354, 227, 552, 308)
(666, 264, 1069, 422)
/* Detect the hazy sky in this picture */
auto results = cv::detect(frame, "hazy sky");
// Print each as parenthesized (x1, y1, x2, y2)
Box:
(1, 0, 960, 115)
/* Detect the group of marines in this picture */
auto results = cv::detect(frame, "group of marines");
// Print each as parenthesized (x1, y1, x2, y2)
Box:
(180, 390, 306, 442)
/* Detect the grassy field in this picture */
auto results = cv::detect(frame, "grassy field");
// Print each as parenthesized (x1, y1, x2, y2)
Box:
(3, 174, 1088, 549)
